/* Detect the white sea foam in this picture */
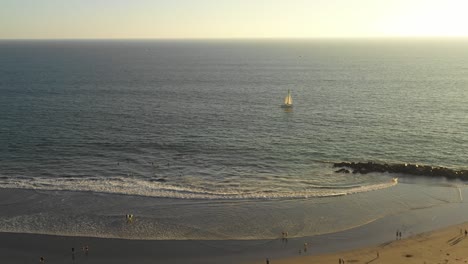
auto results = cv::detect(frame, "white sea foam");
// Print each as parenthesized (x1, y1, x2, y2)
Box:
(0, 176, 397, 200)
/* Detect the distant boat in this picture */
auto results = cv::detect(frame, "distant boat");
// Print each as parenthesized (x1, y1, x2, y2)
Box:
(281, 89, 293, 108)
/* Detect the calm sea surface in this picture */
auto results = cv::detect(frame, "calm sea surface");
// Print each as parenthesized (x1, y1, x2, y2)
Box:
(0, 39, 467, 240)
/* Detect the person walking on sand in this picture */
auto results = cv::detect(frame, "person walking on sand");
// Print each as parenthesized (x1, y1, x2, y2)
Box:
(465, 229, 467, 237)
(40, 256, 45, 263)
(377, 251, 379, 258)
(303, 242, 308, 252)
(266, 257, 270, 264)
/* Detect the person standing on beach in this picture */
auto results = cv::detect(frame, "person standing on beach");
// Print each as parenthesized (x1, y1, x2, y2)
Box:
(126, 214, 135, 224)
(40, 256, 45, 263)
(266, 257, 270, 264)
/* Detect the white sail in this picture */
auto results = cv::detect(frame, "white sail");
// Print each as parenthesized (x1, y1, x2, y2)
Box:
(283, 90, 292, 106)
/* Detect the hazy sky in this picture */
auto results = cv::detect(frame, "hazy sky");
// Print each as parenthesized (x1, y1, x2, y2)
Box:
(1, 0, 468, 39)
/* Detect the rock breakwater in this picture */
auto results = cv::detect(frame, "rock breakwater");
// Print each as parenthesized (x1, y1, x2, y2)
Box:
(333, 162, 468, 180)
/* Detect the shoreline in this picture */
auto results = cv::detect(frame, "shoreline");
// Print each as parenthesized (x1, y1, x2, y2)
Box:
(3, 199, 468, 264)
(257, 222, 468, 264)
(2, 223, 468, 264)
(2, 184, 468, 263)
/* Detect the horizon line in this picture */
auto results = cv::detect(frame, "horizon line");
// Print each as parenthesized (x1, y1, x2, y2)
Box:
(1, 36, 468, 41)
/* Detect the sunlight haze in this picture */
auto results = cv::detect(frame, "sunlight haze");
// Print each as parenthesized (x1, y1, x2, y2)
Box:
(1, 0, 467, 39)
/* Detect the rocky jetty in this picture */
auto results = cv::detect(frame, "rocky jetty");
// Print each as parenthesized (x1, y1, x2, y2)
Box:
(333, 161, 468, 181)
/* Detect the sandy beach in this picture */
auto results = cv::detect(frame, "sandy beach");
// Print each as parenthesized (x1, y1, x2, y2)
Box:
(250, 223, 468, 264)
(1, 185, 468, 264)
(3, 218, 468, 264)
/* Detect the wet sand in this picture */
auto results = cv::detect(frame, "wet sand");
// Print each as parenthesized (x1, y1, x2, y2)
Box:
(253, 223, 468, 264)
(4, 222, 468, 264)
(3, 217, 468, 264)
(3, 193, 468, 264)
(0, 232, 255, 264)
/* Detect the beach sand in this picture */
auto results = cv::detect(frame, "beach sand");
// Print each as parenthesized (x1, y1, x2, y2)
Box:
(0, 232, 253, 264)
(3, 198, 468, 264)
(251, 223, 468, 264)
(3, 222, 468, 264)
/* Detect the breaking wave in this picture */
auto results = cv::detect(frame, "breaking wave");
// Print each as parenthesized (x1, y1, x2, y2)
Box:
(0, 176, 397, 200)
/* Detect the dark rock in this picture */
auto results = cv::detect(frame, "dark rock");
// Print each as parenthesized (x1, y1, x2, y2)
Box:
(332, 161, 468, 181)
(335, 168, 350, 173)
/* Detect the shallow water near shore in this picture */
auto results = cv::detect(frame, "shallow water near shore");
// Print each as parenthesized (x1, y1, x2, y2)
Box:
(1, 39, 468, 240)
(0, 178, 465, 240)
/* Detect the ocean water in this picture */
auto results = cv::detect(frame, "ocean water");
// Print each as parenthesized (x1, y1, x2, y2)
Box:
(0, 39, 468, 240)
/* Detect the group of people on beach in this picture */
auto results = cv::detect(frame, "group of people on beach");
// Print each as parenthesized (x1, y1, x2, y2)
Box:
(298, 242, 308, 255)
(39, 245, 88, 263)
(40, 212, 133, 264)
(266, 226, 468, 264)
(280, 231, 311, 256)
(396, 230, 402, 240)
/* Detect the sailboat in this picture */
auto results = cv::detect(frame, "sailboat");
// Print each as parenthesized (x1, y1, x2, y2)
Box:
(281, 89, 293, 108)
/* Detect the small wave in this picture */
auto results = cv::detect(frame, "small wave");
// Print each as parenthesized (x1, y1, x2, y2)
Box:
(0, 176, 397, 200)
(307, 184, 363, 189)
